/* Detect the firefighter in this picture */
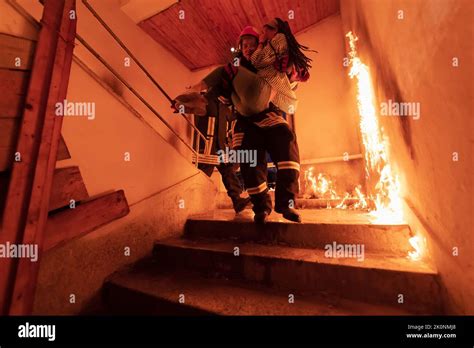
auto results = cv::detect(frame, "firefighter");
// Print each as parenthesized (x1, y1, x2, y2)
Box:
(173, 27, 262, 214)
(173, 22, 313, 223)
(232, 18, 314, 224)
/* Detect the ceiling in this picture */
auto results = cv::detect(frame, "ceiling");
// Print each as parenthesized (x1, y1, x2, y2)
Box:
(137, 0, 340, 70)
(120, 0, 178, 23)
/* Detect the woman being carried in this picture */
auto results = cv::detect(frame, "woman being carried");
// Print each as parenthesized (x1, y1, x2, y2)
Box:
(249, 17, 312, 114)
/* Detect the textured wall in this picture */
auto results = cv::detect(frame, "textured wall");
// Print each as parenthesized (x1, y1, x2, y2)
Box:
(340, 0, 473, 314)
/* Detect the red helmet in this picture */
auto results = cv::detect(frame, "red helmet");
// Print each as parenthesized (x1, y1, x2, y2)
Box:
(239, 26, 259, 41)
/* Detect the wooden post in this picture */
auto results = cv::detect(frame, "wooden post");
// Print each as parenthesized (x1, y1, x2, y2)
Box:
(0, 0, 76, 315)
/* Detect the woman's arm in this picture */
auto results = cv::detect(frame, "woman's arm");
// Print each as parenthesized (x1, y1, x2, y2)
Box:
(249, 36, 266, 68)
(271, 33, 288, 55)
(250, 33, 287, 69)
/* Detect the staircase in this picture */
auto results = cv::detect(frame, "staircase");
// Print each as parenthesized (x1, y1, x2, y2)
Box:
(102, 207, 444, 315)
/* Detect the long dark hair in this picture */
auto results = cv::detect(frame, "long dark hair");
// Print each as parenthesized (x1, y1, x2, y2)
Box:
(274, 17, 316, 74)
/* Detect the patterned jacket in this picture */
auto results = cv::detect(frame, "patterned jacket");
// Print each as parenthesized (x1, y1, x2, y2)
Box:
(250, 33, 298, 114)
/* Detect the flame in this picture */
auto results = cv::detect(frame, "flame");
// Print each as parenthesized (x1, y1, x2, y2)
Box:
(304, 168, 338, 199)
(303, 168, 370, 210)
(353, 185, 368, 209)
(299, 33, 421, 261)
(335, 192, 350, 209)
(300, 32, 403, 220)
(345, 31, 403, 224)
(408, 235, 424, 261)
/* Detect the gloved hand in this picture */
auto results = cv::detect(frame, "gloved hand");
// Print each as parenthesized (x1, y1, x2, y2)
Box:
(172, 92, 208, 116)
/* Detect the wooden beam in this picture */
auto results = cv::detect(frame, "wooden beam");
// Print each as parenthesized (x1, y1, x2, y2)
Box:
(44, 190, 129, 252)
(0, 33, 36, 70)
(0, 0, 77, 315)
(9, 0, 77, 315)
(0, 0, 60, 313)
(48, 166, 88, 211)
(0, 69, 30, 118)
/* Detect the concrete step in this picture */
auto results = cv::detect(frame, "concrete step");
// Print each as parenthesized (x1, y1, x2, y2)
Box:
(185, 209, 413, 257)
(152, 238, 442, 314)
(103, 258, 412, 315)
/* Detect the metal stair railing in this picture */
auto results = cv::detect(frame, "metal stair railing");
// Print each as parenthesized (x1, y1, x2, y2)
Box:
(32, 0, 219, 167)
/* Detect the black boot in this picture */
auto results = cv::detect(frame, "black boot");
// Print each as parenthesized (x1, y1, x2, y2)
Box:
(254, 211, 269, 224)
(275, 207, 301, 223)
(232, 196, 251, 213)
